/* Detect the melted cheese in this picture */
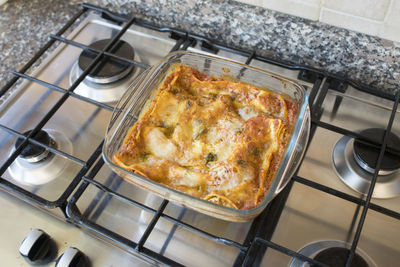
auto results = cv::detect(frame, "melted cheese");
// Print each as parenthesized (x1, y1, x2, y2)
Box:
(114, 65, 297, 210)
(238, 106, 259, 121)
(145, 127, 177, 160)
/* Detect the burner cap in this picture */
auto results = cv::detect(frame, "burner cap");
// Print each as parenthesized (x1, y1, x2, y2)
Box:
(78, 39, 135, 84)
(333, 135, 400, 198)
(290, 240, 376, 267)
(353, 128, 400, 175)
(313, 247, 368, 267)
(9, 130, 73, 185)
(15, 130, 54, 162)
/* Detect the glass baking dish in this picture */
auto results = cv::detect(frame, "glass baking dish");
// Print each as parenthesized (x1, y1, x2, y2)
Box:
(103, 51, 310, 222)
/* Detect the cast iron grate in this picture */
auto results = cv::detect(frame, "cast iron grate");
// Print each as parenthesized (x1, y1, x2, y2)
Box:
(0, 3, 399, 266)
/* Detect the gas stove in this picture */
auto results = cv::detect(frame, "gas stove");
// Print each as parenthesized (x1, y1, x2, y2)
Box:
(0, 3, 399, 266)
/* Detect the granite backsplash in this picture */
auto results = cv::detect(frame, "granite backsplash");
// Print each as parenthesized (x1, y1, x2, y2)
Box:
(1, 0, 399, 96)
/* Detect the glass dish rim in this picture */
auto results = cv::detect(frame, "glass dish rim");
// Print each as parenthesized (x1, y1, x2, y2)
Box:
(102, 50, 310, 217)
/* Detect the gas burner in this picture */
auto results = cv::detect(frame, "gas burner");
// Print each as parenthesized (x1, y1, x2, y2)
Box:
(15, 130, 56, 163)
(78, 39, 135, 84)
(70, 38, 136, 103)
(8, 129, 73, 185)
(290, 240, 376, 267)
(353, 128, 400, 175)
(332, 129, 400, 198)
(313, 247, 368, 267)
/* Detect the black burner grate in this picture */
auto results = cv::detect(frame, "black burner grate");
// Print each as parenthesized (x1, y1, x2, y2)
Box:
(0, 3, 399, 267)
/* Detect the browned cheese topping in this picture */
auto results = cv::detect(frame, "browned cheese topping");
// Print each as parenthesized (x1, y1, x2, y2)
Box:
(114, 65, 297, 209)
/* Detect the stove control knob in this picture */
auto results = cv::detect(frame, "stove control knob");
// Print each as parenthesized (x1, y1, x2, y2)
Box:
(19, 229, 55, 264)
(56, 247, 90, 267)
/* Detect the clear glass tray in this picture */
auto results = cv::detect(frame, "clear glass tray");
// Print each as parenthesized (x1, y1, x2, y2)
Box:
(103, 51, 310, 222)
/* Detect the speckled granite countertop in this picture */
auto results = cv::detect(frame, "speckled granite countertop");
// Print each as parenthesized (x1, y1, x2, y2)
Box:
(1, 0, 399, 96)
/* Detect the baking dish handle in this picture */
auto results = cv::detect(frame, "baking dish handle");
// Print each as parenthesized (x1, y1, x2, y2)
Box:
(108, 68, 151, 130)
(275, 105, 310, 194)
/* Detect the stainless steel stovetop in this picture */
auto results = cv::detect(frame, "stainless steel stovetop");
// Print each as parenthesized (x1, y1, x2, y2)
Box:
(0, 5, 399, 267)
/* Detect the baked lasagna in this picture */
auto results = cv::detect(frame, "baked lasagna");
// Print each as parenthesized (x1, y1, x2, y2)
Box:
(114, 64, 297, 210)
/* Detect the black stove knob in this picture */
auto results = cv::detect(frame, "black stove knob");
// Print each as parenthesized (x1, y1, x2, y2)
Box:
(19, 229, 56, 264)
(55, 247, 90, 267)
